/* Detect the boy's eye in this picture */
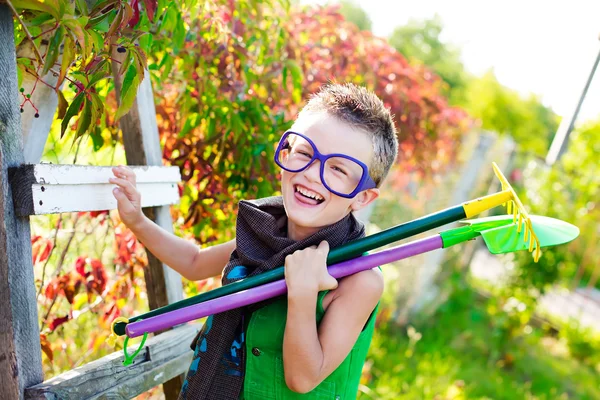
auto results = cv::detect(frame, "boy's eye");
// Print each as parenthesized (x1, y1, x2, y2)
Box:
(292, 147, 312, 158)
(330, 165, 348, 176)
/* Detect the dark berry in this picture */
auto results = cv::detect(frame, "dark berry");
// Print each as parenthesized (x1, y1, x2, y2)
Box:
(117, 47, 126, 53)
(34, 113, 39, 118)
(20, 87, 24, 92)
(20, 108, 24, 113)
(26, 94, 31, 98)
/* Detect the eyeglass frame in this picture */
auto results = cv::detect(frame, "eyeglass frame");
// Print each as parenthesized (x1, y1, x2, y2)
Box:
(273, 130, 377, 199)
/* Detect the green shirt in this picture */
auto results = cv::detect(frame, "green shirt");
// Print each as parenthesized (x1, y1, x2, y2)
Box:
(241, 290, 379, 399)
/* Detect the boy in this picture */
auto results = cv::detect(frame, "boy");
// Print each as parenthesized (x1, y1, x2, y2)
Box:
(110, 83, 398, 399)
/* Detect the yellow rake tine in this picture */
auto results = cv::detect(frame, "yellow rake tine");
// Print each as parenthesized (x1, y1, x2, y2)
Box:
(492, 162, 542, 262)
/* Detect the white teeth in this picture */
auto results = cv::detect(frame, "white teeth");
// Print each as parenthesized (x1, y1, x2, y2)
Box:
(295, 185, 323, 201)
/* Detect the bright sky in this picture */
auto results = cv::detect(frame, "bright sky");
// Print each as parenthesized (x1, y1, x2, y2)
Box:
(303, 0, 600, 125)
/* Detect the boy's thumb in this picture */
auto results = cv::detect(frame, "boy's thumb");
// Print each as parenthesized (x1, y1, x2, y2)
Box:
(318, 240, 330, 253)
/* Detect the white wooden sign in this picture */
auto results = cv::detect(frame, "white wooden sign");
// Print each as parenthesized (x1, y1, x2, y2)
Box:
(10, 164, 181, 216)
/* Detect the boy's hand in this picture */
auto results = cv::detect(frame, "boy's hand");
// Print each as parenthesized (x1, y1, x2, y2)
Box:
(109, 166, 144, 229)
(284, 241, 337, 297)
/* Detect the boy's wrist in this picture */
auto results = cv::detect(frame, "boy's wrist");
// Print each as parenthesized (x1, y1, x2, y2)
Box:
(287, 285, 319, 302)
(128, 213, 148, 233)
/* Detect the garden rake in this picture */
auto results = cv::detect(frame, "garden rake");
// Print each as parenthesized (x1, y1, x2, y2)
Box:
(110, 162, 541, 337)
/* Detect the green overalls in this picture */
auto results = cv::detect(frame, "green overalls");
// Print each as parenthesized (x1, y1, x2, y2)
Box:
(241, 290, 379, 399)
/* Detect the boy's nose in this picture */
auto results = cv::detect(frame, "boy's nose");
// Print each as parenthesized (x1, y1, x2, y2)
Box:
(303, 160, 322, 184)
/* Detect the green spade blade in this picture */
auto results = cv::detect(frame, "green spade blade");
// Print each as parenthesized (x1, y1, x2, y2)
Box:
(460, 215, 580, 254)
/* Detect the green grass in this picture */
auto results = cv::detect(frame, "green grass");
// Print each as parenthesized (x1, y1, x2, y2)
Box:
(359, 282, 600, 400)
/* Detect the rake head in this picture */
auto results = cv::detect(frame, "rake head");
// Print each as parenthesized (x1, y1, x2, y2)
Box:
(492, 162, 541, 262)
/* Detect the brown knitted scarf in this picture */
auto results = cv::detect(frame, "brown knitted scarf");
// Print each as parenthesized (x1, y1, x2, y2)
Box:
(179, 196, 365, 400)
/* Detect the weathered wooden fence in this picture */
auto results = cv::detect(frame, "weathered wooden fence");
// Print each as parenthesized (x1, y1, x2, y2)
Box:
(1, 6, 197, 399)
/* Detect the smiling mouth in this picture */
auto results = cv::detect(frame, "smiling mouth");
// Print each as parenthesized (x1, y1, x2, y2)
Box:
(294, 184, 325, 205)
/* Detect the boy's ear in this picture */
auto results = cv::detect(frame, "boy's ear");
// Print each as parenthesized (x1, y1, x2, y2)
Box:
(350, 188, 380, 212)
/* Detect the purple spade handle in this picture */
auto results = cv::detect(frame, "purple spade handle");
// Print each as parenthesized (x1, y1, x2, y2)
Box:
(126, 235, 442, 337)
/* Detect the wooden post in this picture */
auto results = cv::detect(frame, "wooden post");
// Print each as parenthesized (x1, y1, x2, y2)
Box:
(111, 51, 185, 398)
(0, 6, 44, 399)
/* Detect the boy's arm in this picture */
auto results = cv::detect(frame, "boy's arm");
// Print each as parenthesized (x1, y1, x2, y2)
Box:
(110, 166, 235, 281)
(283, 242, 383, 393)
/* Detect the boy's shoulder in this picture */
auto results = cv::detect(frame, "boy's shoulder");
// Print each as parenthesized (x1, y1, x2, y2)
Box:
(323, 268, 383, 312)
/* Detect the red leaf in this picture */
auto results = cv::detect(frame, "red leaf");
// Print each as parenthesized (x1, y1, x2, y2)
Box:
(128, 0, 140, 27)
(37, 240, 53, 263)
(63, 282, 77, 304)
(75, 256, 87, 277)
(141, 0, 156, 22)
(49, 315, 70, 332)
(90, 259, 108, 294)
(45, 281, 57, 300)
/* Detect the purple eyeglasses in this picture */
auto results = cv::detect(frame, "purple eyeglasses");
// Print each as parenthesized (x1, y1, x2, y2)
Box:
(274, 131, 377, 198)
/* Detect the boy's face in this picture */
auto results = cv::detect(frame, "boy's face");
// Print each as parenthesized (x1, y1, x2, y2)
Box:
(280, 112, 380, 241)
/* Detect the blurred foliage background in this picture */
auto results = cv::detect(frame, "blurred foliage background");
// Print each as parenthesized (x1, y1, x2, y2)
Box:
(10, 0, 599, 398)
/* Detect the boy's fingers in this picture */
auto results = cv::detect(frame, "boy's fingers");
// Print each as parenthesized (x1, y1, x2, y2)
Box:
(113, 165, 136, 183)
(317, 240, 329, 254)
(324, 274, 338, 290)
(113, 188, 134, 211)
(109, 177, 138, 198)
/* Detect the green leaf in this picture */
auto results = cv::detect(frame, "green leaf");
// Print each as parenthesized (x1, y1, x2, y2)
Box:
(89, 30, 105, 52)
(284, 60, 303, 103)
(29, 13, 54, 26)
(12, 0, 58, 19)
(138, 32, 153, 54)
(89, 0, 118, 18)
(58, 35, 75, 87)
(61, 92, 85, 137)
(75, 0, 88, 15)
(42, 26, 65, 75)
(88, 10, 113, 32)
(118, 50, 133, 76)
(90, 127, 104, 151)
(172, 16, 185, 54)
(56, 90, 68, 119)
(179, 113, 199, 138)
(159, 4, 178, 33)
(69, 71, 88, 82)
(75, 97, 92, 138)
(87, 58, 108, 76)
(131, 47, 147, 78)
(107, 6, 124, 38)
(88, 70, 108, 87)
(115, 65, 140, 120)
(63, 16, 90, 57)
(160, 56, 174, 81)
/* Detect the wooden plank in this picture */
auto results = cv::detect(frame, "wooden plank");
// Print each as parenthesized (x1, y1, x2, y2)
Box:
(9, 165, 181, 216)
(25, 324, 201, 400)
(29, 164, 180, 185)
(111, 46, 185, 399)
(0, 6, 44, 399)
(31, 182, 179, 214)
(10, 163, 180, 185)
